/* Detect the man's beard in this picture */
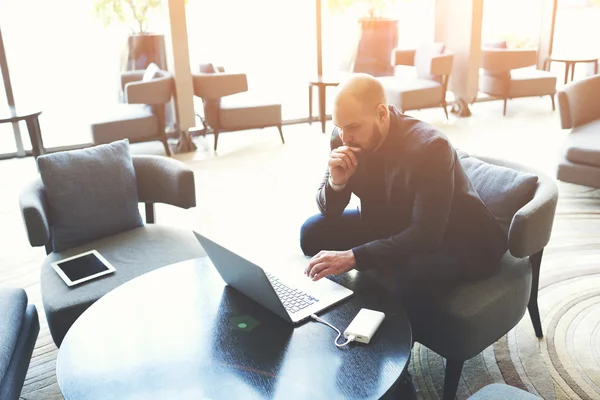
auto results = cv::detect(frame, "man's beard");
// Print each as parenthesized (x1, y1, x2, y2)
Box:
(364, 123, 384, 153)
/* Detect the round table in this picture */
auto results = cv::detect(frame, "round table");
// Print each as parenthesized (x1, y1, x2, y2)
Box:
(0, 105, 44, 157)
(56, 257, 412, 400)
(543, 56, 599, 84)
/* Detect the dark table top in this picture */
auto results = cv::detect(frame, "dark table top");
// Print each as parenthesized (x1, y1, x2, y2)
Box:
(56, 257, 412, 400)
(0, 105, 41, 124)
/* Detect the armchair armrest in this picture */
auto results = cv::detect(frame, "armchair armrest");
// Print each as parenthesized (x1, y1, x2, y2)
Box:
(481, 49, 537, 73)
(19, 180, 50, 248)
(132, 155, 196, 209)
(192, 73, 248, 100)
(431, 52, 454, 76)
(120, 71, 145, 91)
(125, 73, 174, 105)
(391, 49, 416, 67)
(558, 75, 600, 129)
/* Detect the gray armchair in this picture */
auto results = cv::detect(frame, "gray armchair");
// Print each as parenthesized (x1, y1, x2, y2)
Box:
(480, 44, 557, 115)
(368, 154, 558, 400)
(557, 75, 600, 188)
(192, 65, 284, 151)
(91, 69, 174, 156)
(0, 288, 39, 400)
(378, 43, 454, 119)
(19, 155, 205, 347)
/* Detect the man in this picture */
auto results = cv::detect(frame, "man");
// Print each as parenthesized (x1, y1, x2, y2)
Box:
(300, 73, 507, 298)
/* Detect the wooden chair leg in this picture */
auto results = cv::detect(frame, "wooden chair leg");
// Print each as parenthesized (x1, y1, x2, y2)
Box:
(443, 359, 464, 400)
(213, 130, 220, 152)
(161, 137, 172, 157)
(528, 249, 544, 338)
(550, 94, 556, 111)
(503, 98, 508, 116)
(441, 102, 449, 120)
(277, 125, 285, 144)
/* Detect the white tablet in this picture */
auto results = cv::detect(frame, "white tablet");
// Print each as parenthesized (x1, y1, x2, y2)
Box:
(51, 250, 116, 287)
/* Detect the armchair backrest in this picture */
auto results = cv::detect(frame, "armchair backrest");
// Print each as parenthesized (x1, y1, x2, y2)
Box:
(472, 155, 559, 259)
(557, 74, 600, 129)
(481, 48, 537, 74)
(192, 71, 248, 129)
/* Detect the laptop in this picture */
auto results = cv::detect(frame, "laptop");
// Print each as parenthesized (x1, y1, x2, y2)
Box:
(194, 232, 354, 324)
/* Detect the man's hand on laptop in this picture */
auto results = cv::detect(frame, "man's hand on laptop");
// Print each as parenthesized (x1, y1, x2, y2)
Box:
(305, 250, 356, 281)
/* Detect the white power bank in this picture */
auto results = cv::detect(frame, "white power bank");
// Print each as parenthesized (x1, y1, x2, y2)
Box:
(343, 308, 385, 344)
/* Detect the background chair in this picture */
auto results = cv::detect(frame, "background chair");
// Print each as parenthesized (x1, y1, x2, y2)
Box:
(19, 155, 205, 347)
(556, 74, 600, 188)
(367, 154, 558, 400)
(192, 64, 284, 151)
(480, 42, 557, 116)
(378, 43, 454, 119)
(0, 288, 39, 400)
(91, 67, 174, 156)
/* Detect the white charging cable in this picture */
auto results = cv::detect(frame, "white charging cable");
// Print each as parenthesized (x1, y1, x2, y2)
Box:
(310, 313, 356, 347)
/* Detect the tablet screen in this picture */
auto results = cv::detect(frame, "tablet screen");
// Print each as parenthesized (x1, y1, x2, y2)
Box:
(56, 252, 110, 282)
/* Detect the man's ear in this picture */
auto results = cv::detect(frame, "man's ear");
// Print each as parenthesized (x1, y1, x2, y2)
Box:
(377, 104, 388, 122)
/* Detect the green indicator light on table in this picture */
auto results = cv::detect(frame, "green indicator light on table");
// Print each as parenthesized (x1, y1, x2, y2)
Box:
(238, 323, 247, 329)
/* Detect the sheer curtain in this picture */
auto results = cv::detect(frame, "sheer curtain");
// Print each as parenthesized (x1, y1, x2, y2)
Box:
(186, 0, 317, 122)
(0, 0, 128, 149)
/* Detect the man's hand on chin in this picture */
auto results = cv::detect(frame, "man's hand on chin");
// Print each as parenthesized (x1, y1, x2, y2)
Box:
(305, 250, 356, 281)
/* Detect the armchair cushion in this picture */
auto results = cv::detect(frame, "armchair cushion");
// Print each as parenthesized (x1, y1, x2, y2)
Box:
(564, 119, 600, 167)
(36, 139, 143, 252)
(91, 104, 159, 144)
(379, 76, 443, 111)
(41, 225, 205, 346)
(458, 150, 538, 234)
(415, 42, 445, 81)
(142, 62, 161, 81)
(219, 93, 282, 130)
(509, 68, 557, 97)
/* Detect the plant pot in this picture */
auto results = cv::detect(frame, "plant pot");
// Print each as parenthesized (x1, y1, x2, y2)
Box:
(351, 18, 398, 77)
(122, 33, 168, 71)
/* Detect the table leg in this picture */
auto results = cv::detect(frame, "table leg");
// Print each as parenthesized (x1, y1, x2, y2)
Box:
(563, 62, 570, 85)
(308, 84, 313, 125)
(25, 116, 45, 158)
(570, 62, 576, 82)
(595, 60, 598, 75)
(319, 84, 326, 134)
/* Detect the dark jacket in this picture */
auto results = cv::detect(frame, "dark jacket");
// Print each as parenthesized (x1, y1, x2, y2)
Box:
(316, 106, 508, 276)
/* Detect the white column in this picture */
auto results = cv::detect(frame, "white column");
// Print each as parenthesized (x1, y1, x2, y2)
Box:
(165, 0, 195, 130)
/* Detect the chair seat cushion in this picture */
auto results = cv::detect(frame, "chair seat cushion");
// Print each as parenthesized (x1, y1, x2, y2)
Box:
(41, 225, 206, 347)
(0, 288, 27, 383)
(509, 68, 557, 97)
(469, 383, 540, 399)
(91, 104, 159, 144)
(379, 77, 443, 111)
(564, 119, 600, 167)
(220, 93, 282, 130)
(406, 252, 532, 360)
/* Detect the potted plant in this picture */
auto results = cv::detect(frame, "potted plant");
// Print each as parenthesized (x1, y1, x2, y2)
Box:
(94, 0, 167, 71)
(327, 0, 402, 76)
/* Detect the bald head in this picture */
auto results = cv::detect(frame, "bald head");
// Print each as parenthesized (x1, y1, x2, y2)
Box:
(332, 73, 391, 153)
(334, 73, 387, 115)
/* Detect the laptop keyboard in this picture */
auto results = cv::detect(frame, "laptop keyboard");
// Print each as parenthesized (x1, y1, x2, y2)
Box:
(265, 272, 319, 314)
